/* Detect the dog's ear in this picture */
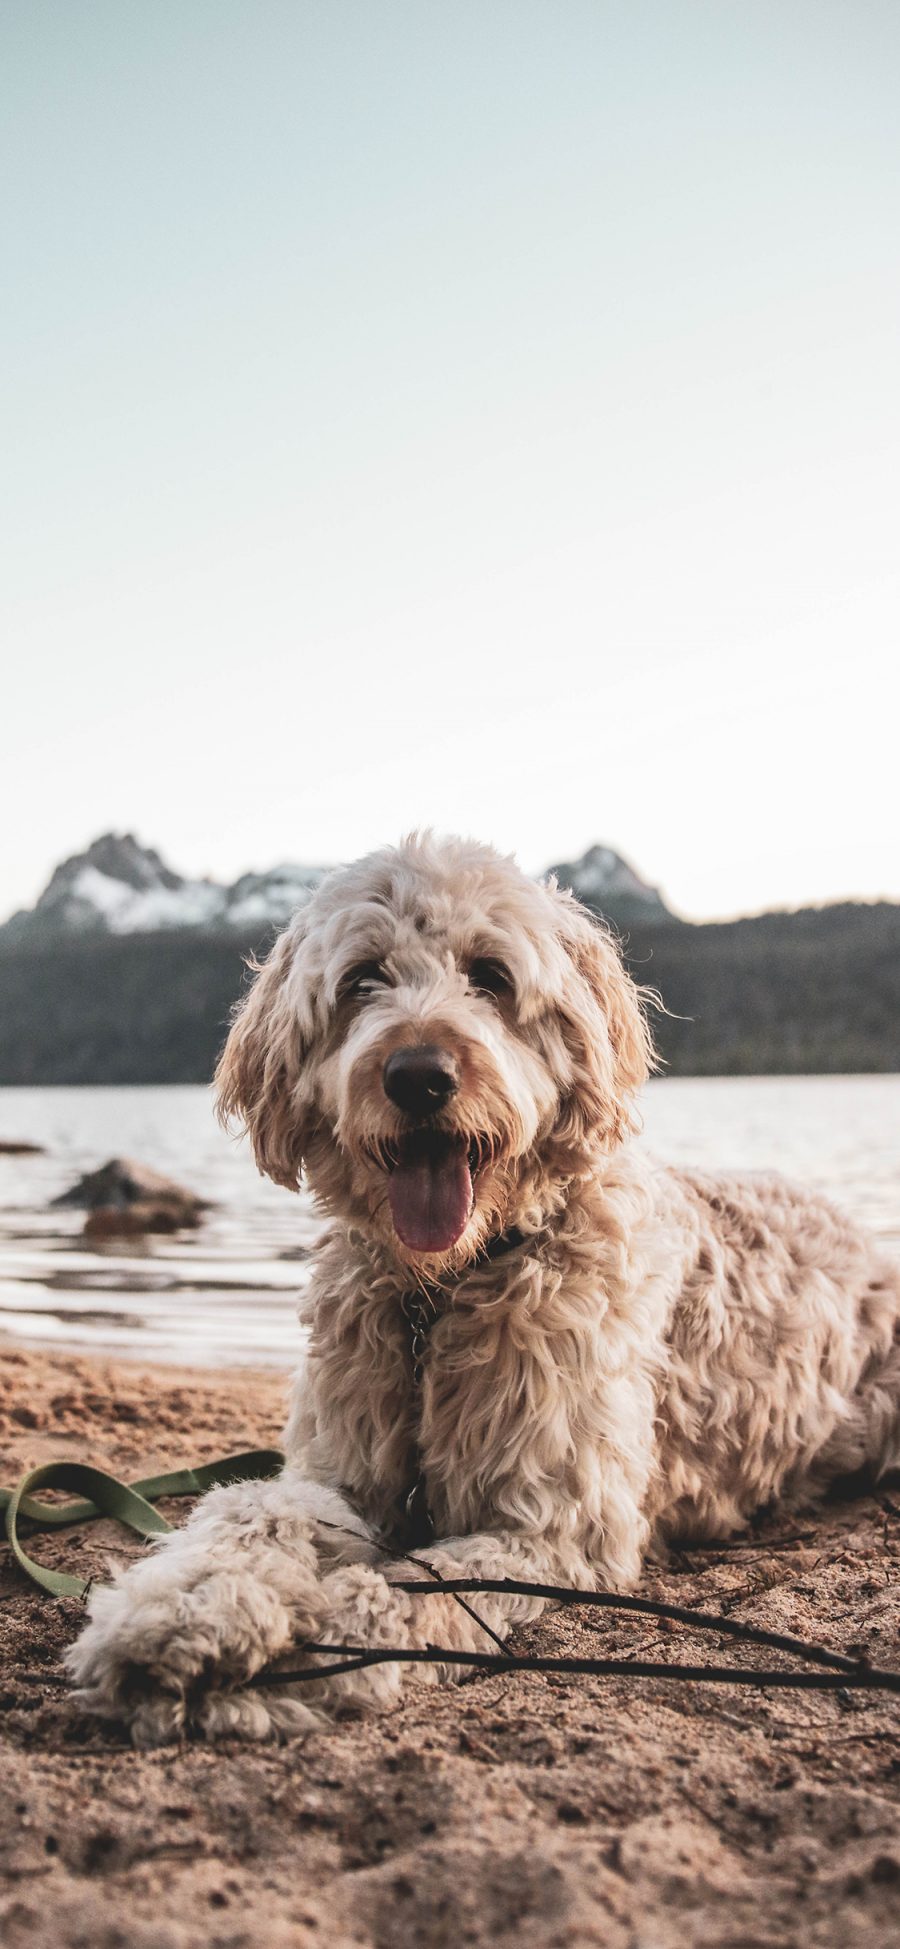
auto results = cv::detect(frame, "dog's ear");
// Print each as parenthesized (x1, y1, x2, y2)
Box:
(551, 891, 655, 1150)
(215, 920, 315, 1190)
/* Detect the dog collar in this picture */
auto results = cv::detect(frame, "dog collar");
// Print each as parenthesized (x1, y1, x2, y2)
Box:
(401, 1222, 528, 1371)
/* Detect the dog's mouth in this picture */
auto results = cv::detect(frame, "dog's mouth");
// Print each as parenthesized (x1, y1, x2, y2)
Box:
(365, 1130, 492, 1255)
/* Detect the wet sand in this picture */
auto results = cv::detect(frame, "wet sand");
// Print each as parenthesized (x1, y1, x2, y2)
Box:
(2, 1342, 900, 1949)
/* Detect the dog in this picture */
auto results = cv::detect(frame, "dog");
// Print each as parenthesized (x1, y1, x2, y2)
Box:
(68, 833, 900, 1744)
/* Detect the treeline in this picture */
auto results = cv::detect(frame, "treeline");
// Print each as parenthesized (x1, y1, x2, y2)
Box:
(615, 902, 900, 1075)
(0, 901, 897, 1085)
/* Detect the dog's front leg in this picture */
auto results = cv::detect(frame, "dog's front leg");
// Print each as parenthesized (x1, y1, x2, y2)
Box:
(66, 1469, 380, 1746)
(294, 1525, 582, 1718)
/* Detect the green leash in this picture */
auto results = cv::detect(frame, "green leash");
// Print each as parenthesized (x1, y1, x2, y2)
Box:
(1, 1450, 285, 1600)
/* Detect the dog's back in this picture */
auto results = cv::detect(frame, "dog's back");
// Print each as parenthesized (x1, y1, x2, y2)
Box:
(650, 1162, 900, 1542)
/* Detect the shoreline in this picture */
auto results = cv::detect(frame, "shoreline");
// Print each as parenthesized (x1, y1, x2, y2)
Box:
(0, 1342, 289, 1488)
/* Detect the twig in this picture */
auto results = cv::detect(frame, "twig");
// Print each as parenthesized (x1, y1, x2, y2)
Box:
(685, 1530, 819, 1554)
(316, 1519, 507, 1653)
(244, 1571, 900, 1698)
(385, 1576, 864, 1674)
(252, 1644, 900, 1693)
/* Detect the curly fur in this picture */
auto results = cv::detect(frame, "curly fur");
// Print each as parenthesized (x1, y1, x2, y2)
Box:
(67, 834, 900, 1743)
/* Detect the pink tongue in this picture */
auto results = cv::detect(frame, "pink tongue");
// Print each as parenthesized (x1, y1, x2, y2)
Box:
(388, 1134, 473, 1254)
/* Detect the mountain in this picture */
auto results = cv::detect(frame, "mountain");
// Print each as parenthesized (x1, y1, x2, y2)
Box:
(1, 835, 672, 941)
(549, 844, 672, 923)
(0, 835, 326, 941)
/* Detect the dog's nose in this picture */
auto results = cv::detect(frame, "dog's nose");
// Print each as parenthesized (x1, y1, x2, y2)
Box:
(383, 1045, 460, 1117)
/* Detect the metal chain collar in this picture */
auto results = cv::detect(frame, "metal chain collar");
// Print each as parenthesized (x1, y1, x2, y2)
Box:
(396, 1286, 443, 1547)
(395, 1229, 528, 1549)
(400, 1287, 441, 1386)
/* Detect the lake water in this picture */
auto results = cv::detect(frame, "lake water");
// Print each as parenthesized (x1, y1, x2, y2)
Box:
(0, 1078, 898, 1368)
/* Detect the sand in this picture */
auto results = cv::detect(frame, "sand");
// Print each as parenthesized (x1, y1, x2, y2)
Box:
(2, 1341, 900, 1949)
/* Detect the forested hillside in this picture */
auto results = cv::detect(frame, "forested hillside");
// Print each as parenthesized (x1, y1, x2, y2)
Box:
(0, 900, 896, 1085)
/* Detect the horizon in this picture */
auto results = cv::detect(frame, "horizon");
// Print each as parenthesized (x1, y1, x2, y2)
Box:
(5, 823, 899, 932)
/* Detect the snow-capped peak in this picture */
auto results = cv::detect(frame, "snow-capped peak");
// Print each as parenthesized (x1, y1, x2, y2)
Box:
(3, 835, 325, 939)
(549, 844, 670, 920)
(2, 834, 671, 940)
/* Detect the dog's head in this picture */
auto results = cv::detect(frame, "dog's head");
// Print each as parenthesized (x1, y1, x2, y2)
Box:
(216, 835, 654, 1272)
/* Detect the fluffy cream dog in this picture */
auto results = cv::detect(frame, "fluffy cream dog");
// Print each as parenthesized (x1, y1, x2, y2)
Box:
(68, 835, 900, 1744)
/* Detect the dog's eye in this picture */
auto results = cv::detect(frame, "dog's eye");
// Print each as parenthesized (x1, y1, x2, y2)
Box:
(341, 961, 388, 1001)
(468, 957, 513, 1001)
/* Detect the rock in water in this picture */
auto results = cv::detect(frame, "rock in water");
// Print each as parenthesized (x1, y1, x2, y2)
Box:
(53, 1156, 209, 1235)
(82, 1204, 194, 1240)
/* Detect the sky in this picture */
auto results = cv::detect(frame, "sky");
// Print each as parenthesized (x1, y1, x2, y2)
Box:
(2, 1, 899, 923)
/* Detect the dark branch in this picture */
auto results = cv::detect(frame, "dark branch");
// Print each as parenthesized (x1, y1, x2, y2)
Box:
(384, 1574, 864, 1673)
(252, 1643, 900, 1693)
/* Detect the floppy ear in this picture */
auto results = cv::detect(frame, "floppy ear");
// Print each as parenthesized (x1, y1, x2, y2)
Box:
(551, 892, 656, 1151)
(215, 921, 314, 1189)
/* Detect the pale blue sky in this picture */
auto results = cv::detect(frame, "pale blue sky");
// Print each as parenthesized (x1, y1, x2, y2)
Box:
(3, 2, 899, 920)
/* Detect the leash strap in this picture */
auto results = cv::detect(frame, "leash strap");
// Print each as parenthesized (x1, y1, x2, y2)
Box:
(1, 1449, 285, 1600)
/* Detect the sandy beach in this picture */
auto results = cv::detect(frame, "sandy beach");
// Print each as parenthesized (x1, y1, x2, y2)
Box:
(0, 1341, 898, 1948)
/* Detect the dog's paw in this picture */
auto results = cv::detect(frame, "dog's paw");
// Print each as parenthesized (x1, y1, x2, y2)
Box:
(292, 1561, 437, 1717)
(66, 1550, 327, 1745)
(104, 1683, 322, 1751)
(197, 1690, 323, 1744)
(64, 1473, 344, 1744)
